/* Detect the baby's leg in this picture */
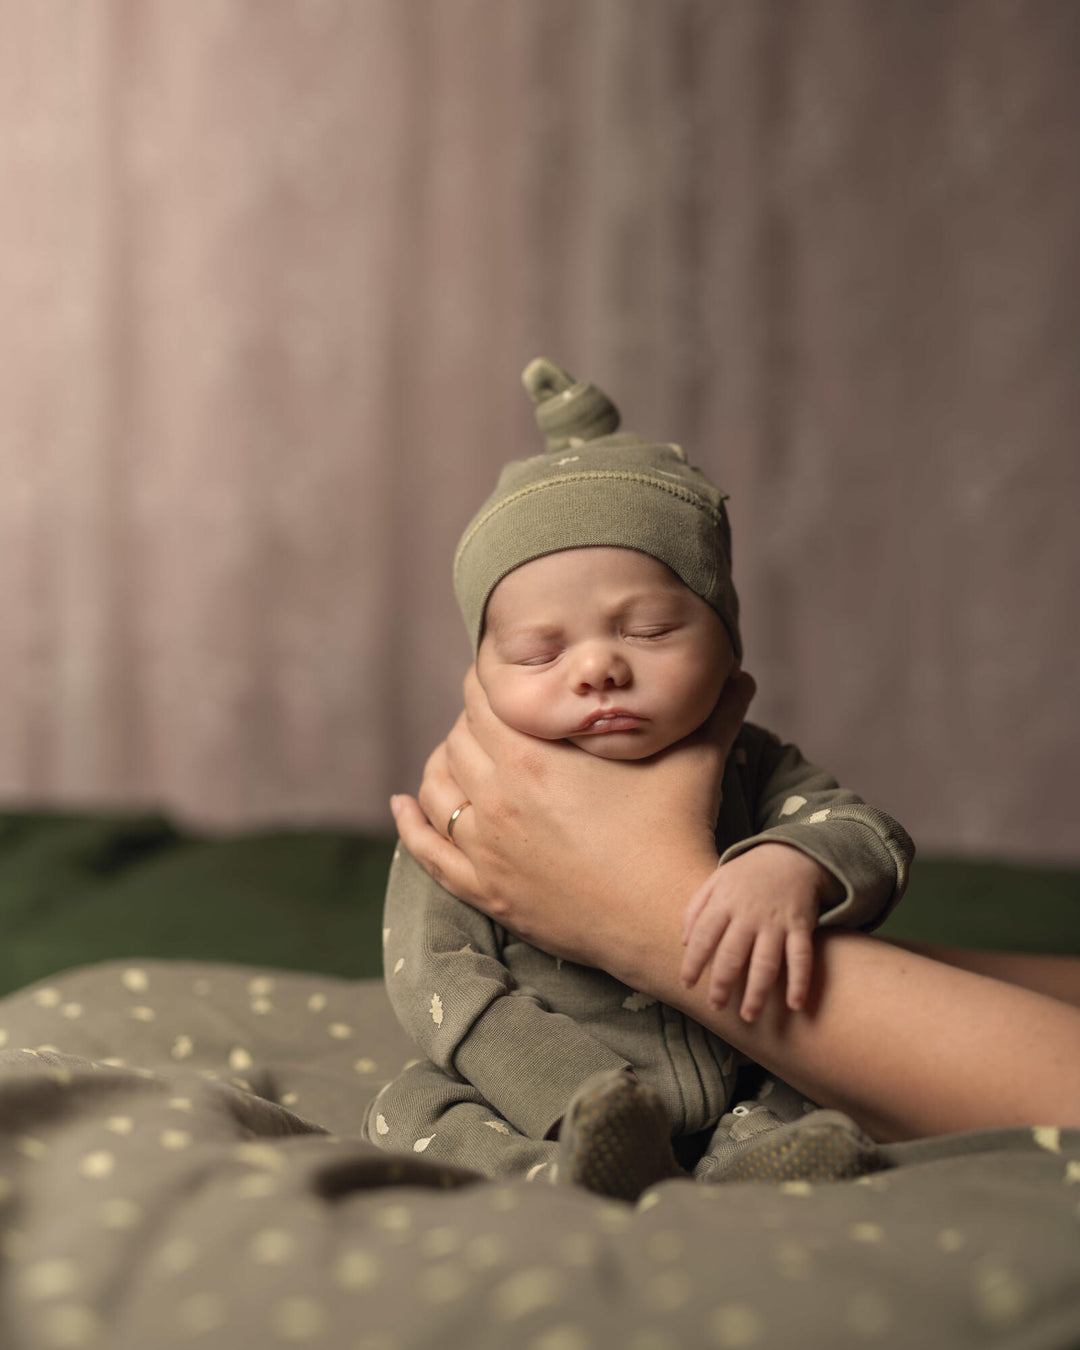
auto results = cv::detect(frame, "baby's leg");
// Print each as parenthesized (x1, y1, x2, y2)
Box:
(364, 1058, 558, 1183)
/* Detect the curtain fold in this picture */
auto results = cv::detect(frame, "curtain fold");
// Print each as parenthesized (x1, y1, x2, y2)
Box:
(1, 0, 1077, 859)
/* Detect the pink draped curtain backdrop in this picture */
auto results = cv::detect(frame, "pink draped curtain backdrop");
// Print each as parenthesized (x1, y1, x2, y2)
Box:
(1, 0, 1077, 860)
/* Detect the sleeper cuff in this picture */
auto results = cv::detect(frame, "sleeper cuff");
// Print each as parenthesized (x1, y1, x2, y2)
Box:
(453, 993, 630, 1141)
(717, 808, 913, 931)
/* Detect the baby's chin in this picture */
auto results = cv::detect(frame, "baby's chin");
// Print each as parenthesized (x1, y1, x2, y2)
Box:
(566, 732, 674, 761)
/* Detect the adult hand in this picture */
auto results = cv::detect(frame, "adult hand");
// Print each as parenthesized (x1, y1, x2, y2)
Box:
(390, 667, 756, 987)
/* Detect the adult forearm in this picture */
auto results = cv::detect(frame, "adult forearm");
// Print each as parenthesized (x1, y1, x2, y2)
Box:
(628, 917, 1080, 1142)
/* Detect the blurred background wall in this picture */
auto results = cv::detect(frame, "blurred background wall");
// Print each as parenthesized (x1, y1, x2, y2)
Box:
(1, 0, 1077, 860)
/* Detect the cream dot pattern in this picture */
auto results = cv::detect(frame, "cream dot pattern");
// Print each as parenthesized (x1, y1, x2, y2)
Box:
(490, 1268, 564, 1320)
(0, 963, 1075, 1350)
(159, 1128, 193, 1151)
(710, 1301, 765, 1346)
(236, 1173, 280, 1199)
(1033, 1125, 1061, 1153)
(78, 1150, 116, 1179)
(334, 1248, 380, 1289)
(976, 1265, 1029, 1325)
(22, 1258, 80, 1300)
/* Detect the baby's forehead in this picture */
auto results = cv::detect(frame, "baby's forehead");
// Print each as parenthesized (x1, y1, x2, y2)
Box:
(482, 547, 697, 635)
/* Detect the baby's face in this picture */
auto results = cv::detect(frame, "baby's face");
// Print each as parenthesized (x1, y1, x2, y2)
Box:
(476, 547, 734, 761)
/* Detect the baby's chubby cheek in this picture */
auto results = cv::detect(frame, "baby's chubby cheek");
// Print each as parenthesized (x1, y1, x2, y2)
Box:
(474, 660, 562, 742)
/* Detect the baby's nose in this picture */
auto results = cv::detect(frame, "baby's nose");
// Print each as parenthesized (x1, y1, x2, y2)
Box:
(573, 645, 631, 692)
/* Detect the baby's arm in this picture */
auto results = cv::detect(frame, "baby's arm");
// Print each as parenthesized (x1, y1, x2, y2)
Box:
(680, 724, 914, 1021)
(384, 843, 630, 1140)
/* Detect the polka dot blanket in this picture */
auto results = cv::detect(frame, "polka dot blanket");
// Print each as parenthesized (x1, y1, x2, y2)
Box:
(0, 960, 1077, 1350)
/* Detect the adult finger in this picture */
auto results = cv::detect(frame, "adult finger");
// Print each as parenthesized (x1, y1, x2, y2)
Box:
(390, 794, 481, 904)
(739, 931, 784, 1022)
(462, 664, 504, 744)
(417, 730, 475, 827)
(784, 928, 815, 1012)
(445, 683, 503, 792)
(700, 669, 757, 758)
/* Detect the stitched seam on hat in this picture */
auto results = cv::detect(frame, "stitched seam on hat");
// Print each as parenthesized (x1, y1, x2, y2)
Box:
(454, 471, 728, 576)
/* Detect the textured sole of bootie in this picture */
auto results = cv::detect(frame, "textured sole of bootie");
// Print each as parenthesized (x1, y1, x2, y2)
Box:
(715, 1109, 885, 1184)
(559, 1070, 686, 1202)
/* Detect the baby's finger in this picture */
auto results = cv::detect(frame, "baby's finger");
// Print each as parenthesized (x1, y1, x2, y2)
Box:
(739, 932, 785, 1022)
(679, 907, 732, 988)
(707, 924, 756, 1010)
(784, 929, 815, 1011)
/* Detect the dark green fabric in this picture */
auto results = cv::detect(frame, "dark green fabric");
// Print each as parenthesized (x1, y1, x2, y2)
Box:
(0, 811, 393, 997)
(877, 856, 1080, 953)
(0, 809, 1077, 1000)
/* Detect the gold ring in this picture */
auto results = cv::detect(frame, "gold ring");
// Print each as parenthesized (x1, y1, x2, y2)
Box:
(446, 801, 471, 840)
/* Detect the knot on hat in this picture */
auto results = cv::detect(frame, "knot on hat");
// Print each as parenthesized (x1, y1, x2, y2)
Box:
(521, 357, 621, 452)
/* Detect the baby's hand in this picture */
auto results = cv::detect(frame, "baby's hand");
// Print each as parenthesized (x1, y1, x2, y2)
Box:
(679, 843, 841, 1021)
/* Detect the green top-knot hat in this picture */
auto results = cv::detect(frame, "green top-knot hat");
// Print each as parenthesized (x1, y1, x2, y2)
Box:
(453, 357, 741, 659)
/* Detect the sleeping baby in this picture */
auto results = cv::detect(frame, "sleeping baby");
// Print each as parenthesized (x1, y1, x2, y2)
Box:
(366, 358, 913, 1199)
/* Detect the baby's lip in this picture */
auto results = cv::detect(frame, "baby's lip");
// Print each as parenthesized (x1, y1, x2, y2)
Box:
(574, 708, 645, 733)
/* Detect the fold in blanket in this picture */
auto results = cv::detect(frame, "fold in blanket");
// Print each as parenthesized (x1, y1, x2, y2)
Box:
(0, 961, 1078, 1350)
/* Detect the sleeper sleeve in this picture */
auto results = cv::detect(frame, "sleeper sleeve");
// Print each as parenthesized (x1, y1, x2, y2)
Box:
(717, 724, 915, 930)
(382, 844, 629, 1140)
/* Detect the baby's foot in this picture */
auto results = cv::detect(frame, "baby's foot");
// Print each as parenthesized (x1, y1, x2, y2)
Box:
(703, 1109, 886, 1184)
(558, 1069, 686, 1202)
